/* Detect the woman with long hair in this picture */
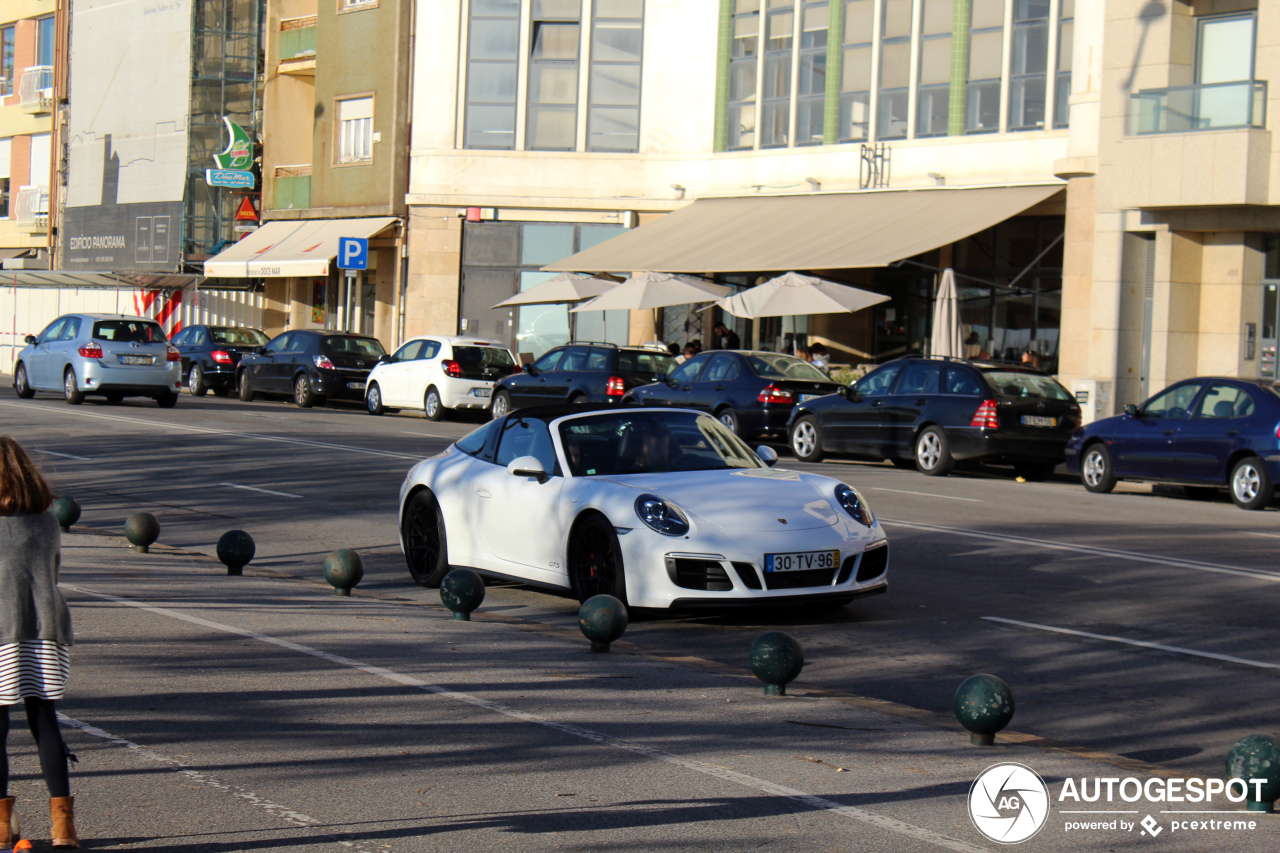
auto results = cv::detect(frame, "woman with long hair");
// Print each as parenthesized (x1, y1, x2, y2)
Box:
(0, 437, 77, 848)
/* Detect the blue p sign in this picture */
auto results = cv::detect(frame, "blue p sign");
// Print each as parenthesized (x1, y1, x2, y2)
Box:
(338, 237, 368, 270)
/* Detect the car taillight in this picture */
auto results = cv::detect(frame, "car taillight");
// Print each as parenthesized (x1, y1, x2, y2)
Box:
(758, 384, 794, 404)
(77, 343, 103, 359)
(970, 399, 999, 429)
(443, 359, 461, 378)
(313, 354, 335, 369)
(606, 376, 626, 396)
(509, 363, 523, 374)
(211, 350, 234, 365)
(166, 345, 181, 362)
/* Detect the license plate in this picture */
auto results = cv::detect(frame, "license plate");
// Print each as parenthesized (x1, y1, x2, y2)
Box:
(472, 387, 492, 398)
(1021, 415, 1057, 427)
(118, 355, 152, 365)
(764, 549, 839, 573)
(800, 394, 821, 403)
(347, 382, 364, 390)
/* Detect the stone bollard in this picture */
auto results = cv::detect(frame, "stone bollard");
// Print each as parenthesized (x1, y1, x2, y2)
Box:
(954, 674, 1015, 745)
(578, 594, 628, 652)
(322, 549, 364, 596)
(749, 631, 804, 696)
(1227, 734, 1280, 812)
(124, 512, 160, 553)
(440, 568, 486, 621)
(51, 496, 81, 533)
(217, 530, 256, 576)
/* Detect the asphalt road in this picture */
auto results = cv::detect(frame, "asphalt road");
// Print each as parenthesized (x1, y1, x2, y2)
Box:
(2, 386, 1280, 845)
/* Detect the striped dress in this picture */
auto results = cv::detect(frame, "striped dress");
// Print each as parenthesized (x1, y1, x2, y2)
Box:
(0, 640, 69, 703)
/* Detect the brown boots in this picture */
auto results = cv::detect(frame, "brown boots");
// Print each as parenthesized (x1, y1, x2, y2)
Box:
(0, 796, 16, 847)
(50, 796, 78, 849)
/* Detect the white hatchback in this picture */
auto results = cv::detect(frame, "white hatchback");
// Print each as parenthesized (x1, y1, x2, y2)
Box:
(365, 335, 519, 420)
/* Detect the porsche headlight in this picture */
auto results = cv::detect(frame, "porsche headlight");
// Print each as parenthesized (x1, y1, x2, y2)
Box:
(634, 494, 689, 536)
(834, 484, 874, 527)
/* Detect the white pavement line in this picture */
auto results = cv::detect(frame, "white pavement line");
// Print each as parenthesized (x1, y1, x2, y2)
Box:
(221, 482, 304, 499)
(67, 585, 992, 853)
(37, 450, 90, 460)
(1243, 531, 1280, 539)
(884, 518, 1280, 583)
(982, 616, 1280, 672)
(0, 401, 424, 462)
(57, 713, 379, 851)
(869, 487, 981, 503)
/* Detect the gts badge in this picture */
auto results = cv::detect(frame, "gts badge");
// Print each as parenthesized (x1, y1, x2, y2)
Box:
(549, 561, 561, 569)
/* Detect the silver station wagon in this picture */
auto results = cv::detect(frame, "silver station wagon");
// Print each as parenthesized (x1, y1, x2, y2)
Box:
(13, 313, 182, 407)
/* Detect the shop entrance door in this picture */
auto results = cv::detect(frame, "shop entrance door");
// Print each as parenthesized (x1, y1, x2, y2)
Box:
(1260, 280, 1279, 379)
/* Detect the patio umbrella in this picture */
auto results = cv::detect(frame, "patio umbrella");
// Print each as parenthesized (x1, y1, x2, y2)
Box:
(713, 271, 888, 318)
(929, 268, 963, 358)
(490, 272, 622, 309)
(570, 271, 730, 312)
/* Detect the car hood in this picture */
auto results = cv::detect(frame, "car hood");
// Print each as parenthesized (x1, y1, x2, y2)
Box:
(595, 467, 841, 532)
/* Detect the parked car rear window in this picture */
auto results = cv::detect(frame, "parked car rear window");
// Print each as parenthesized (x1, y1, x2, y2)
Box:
(945, 366, 983, 395)
(983, 371, 1073, 401)
(454, 346, 515, 367)
(321, 336, 385, 357)
(210, 327, 269, 347)
(93, 320, 167, 343)
(617, 350, 676, 376)
(747, 354, 829, 382)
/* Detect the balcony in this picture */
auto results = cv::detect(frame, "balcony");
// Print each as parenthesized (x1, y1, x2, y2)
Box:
(271, 165, 311, 210)
(14, 186, 48, 232)
(278, 16, 316, 75)
(1129, 80, 1267, 135)
(18, 66, 53, 115)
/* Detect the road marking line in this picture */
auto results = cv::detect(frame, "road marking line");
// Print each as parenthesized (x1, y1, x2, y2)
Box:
(1243, 531, 1280, 539)
(58, 713, 379, 851)
(221, 482, 303, 499)
(67, 585, 991, 853)
(885, 518, 1280, 583)
(1059, 811, 1139, 814)
(37, 449, 90, 460)
(982, 616, 1280, 671)
(869, 487, 981, 503)
(0, 401, 424, 461)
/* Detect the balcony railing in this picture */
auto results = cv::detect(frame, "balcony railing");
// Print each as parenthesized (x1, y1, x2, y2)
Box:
(18, 66, 53, 114)
(15, 186, 49, 231)
(1130, 80, 1267, 135)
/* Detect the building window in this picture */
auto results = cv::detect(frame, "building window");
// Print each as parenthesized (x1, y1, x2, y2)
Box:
(839, 0, 873, 142)
(0, 27, 13, 97)
(1008, 0, 1048, 130)
(36, 17, 54, 67)
(877, 0, 911, 140)
(587, 0, 643, 152)
(916, 0, 952, 137)
(526, 0, 582, 151)
(1195, 12, 1257, 129)
(340, 0, 377, 9)
(795, 1, 828, 146)
(966, 0, 1004, 133)
(727, 0, 760, 150)
(336, 97, 373, 163)
(1053, 0, 1072, 127)
(465, 0, 520, 149)
(0, 179, 9, 219)
(760, 0, 794, 148)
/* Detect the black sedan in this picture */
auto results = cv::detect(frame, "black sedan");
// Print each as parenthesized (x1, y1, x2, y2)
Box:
(626, 350, 840, 439)
(170, 324, 269, 396)
(237, 330, 386, 407)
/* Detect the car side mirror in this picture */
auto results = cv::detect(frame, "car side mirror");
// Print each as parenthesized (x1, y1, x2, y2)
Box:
(378, 354, 392, 365)
(508, 456, 549, 482)
(755, 445, 778, 467)
(23, 335, 34, 344)
(655, 373, 667, 383)
(1125, 404, 1139, 417)
(526, 365, 539, 377)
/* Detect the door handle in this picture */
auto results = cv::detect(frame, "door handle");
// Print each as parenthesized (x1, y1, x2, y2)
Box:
(1227, 429, 1239, 436)
(872, 400, 884, 407)
(915, 398, 927, 405)
(1163, 429, 1175, 436)
(715, 385, 725, 391)
(682, 385, 692, 391)
(475, 488, 491, 498)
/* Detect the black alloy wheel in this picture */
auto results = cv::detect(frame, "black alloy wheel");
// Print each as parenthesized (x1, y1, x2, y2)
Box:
(402, 490, 450, 587)
(568, 515, 628, 605)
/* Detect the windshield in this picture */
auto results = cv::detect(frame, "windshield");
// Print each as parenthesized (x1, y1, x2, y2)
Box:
(321, 336, 386, 357)
(454, 346, 515, 367)
(210, 327, 269, 347)
(92, 320, 167, 343)
(747, 354, 830, 382)
(983, 371, 1073, 401)
(559, 411, 764, 476)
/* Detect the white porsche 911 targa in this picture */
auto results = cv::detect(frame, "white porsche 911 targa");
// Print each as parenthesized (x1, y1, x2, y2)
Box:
(398, 406, 889, 609)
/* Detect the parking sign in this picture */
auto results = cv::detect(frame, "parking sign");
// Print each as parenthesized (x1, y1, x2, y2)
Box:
(338, 237, 368, 270)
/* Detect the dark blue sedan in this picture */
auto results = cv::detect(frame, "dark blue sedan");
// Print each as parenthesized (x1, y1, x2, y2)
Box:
(1064, 376, 1280, 509)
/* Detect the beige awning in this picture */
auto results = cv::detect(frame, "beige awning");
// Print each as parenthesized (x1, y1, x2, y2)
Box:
(203, 217, 399, 278)
(0, 271, 202, 290)
(544, 184, 1063, 273)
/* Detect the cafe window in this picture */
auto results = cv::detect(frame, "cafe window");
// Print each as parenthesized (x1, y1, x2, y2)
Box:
(877, 0, 911, 140)
(916, 0, 952, 137)
(966, 0, 1004, 133)
(795, 1, 828, 146)
(839, 0, 873, 142)
(760, 0, 795, 148)
(587, 0, 644, 151)
(727, 0, 760, 149)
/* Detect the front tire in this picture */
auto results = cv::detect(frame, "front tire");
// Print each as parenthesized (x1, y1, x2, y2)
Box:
(293, 374, 316, 408)
(568, 514, 628, 605)
(402, 490, 450, 587)
(63, 369, 84, 405)
(914, 426, 954, 476)
(366, 382, 385, 415)
(1080, 443, 1117, 494)
(13, 364, 33, 398)
(238, 371, 255, 402)
(1230, 456, 1273, 510)
(491, 389, 511, 420)
(717, 406, 740, 436)
(188, 365, 208, 396)
(424, 386, 445, 421)
(789, 415, 823, 462)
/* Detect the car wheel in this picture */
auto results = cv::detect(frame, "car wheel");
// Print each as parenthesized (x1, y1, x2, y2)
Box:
(63, 369, 84, 405)
(188, 365, 208, 396)
(156, 392, 178, 409)
(568, 514, 628, 605)
(238, 371, 255, 402)
(1014, 461, 1057, 482)
(293, 374, 316, 408)
(717, 407, 740, 435)
(1230, 456, 1273, 510)
(105, 393, 124, 404)
(890, 458, 917, 470)
(914, 426, 954, 476)
(13, 364, 33, 399)
(1080, 443, 1117, 494)
(366, 382, 385, 415)
(402, 489, 450, 587)
(491, 389, 511, 420)
(424, 386, 445, 421)
(789, 415, 823, 463)
(1183, 486, 1219, 501)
